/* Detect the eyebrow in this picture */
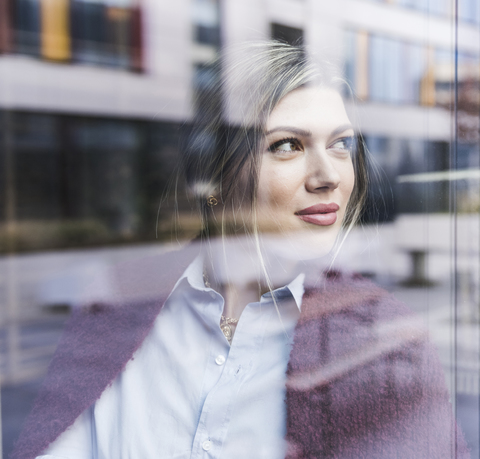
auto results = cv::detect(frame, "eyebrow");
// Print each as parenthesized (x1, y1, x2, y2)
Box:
(265, 124, 354, 138)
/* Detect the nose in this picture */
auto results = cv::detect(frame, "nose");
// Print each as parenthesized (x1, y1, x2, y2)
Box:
(304, 147, 341, 192)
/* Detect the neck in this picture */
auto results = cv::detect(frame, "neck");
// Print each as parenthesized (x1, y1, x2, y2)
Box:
(203, 234, 301, 319)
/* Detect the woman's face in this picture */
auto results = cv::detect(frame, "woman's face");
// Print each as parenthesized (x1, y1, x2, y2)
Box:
(257, 86, 355, 258)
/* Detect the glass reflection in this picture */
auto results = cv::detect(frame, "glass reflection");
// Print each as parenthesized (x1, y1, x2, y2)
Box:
(0, 1, 479, 458)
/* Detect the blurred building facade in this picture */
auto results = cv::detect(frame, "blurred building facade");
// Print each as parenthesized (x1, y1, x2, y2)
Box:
(0, 0, 479, 253)
(1, 2, 480, 457)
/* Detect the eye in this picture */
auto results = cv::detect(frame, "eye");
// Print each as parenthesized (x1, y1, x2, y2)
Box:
(268, 137, 303, 153)
(328, 136, 355, 154)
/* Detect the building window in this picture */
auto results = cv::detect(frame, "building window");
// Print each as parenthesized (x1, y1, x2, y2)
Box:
(13, 0, 41, 56)
(374, 0, 453, 19)
(0, 110, 190, 252)
(397, 0, 428, 12)
(345, 30, 479, 107)
(369, 35, 403, 103)
(71, 0, 139, 68)
(400, 42, 425, 104)
(434, 49, 479, 111)
(192, 0, 220, 47)
(429, 0, 451, 16)
(191, 0, 221, 117)
(368, 36, 429, 105)
(383, 0, 479, 23)
(0, 0, 143, 70)
(363, 135, 451, 216)
(192, 62, 221, 117)
(271, 23, 304, 46)
(459, 0, 480, 25)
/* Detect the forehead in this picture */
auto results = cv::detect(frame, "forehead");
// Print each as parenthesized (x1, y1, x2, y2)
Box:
(266, 87, 350, 133)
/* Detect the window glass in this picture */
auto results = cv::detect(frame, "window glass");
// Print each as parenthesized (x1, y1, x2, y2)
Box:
(6, 0, 140, 68)
(399, 0, 429, 11)
(13, 0, 41, 56)
(344, 29, 357, 93)
(192, 0, 219, 27)
(404, 42, 425, 104)
(429, 0, 451, 16)
(71, 0, 135, 67)
(459, 0, 480, 24)
(1, 1, 480, 458)
(271, 23, 304, 46)
(192, 0, 220, 46)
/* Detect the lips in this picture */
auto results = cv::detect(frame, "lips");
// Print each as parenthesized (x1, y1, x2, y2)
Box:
(295, 203, 340, 226)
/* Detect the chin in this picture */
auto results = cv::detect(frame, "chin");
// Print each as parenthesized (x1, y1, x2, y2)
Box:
(259, 227, 341, 262)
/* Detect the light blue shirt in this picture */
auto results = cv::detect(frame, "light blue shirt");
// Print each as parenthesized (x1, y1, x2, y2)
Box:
(39, 257, 303, 459)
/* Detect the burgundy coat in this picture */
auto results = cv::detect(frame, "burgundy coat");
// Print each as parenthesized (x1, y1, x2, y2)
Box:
(11, 245, 469, 459)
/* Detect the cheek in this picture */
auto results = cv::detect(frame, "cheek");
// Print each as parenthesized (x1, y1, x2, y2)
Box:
(257, 162, 301, 209)
(343, 162, 356, 200)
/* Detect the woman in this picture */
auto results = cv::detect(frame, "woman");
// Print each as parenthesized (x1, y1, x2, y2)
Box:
(13, 42, 467, 459)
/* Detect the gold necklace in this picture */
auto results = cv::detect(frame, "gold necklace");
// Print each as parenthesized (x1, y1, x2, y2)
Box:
(220, 315, 238, 343)
(203, 270, 211, 289)
(204, 270, 239, 343)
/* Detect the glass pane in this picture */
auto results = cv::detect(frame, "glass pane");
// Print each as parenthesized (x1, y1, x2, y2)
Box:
(1, 1, 479, 458)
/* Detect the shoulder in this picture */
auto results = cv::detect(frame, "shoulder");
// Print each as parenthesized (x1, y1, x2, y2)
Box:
(11, 242, 200, 459)
(290, 271, 429, 377)
(300, 270, 411, 321)
(285, 272, 467, 458)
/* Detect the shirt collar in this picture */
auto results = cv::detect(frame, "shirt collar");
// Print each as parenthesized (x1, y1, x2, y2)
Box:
(178, 254, 207, 291)
(284, 273, 304, 311)
(175, 255, 304, 311)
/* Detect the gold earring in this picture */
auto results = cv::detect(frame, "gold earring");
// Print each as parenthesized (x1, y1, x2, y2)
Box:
(206, 195, 218, 207)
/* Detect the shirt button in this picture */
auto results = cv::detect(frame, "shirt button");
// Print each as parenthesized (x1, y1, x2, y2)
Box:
(209, 291, 216, 299)
(202, 440, 212, 451)
(215, 355, 226, 365)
